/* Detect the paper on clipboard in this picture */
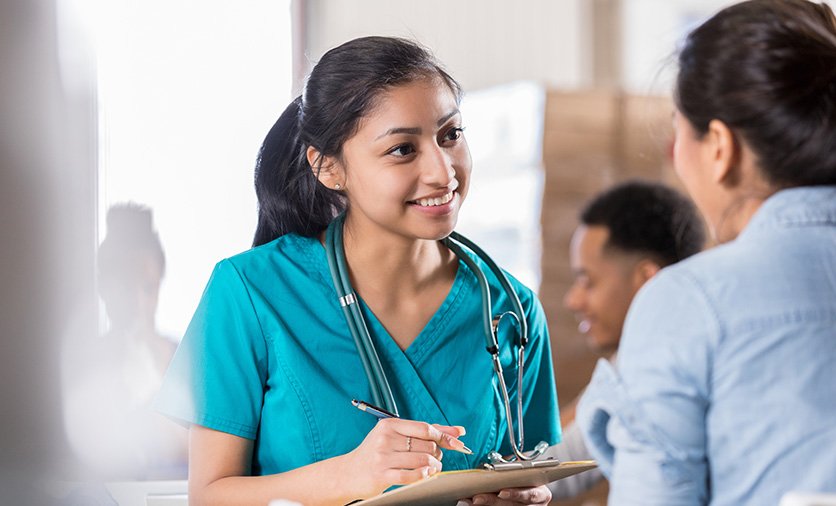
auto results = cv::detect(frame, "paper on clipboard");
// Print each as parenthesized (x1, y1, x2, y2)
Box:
(352, 460, 597, 506)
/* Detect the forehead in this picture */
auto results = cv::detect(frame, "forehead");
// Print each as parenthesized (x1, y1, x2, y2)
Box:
(571, 224, 632, 270)
(355, 79, 459, 133)
(572, 225, 609, 258)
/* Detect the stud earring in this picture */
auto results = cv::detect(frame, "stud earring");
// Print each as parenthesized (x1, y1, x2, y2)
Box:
(334, 183, 342, 190)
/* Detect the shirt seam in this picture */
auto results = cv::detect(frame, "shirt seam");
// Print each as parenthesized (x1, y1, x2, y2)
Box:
(670, 268, 724, 402)
(222, 258, 269, 348)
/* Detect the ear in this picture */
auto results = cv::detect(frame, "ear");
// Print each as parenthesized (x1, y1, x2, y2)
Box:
(306, 146, 345, 189)
(705, 119, 740, 186)
(631, 259, 661, 289)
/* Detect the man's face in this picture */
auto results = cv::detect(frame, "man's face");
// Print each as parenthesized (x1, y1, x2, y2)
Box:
(564, 225, 647, 354)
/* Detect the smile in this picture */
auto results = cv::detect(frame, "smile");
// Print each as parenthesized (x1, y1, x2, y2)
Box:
(411, 192, 454, 207)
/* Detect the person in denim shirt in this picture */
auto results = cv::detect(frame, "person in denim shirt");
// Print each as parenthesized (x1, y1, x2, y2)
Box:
(577, 1, 836, 505)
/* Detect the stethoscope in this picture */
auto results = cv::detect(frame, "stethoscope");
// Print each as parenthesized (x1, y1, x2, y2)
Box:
(324, 213, 548, 464)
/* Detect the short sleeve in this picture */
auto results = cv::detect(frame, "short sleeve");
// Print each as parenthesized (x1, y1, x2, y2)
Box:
(154, 259, 268, 439)
(577, 268, 716, 505)
(520, 294, 562, 447)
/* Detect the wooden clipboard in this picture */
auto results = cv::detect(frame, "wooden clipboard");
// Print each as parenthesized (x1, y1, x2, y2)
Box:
(352, 460, 597, 506)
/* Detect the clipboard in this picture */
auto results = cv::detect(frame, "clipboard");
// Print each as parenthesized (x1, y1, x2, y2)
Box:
(351, 460, 597, 506)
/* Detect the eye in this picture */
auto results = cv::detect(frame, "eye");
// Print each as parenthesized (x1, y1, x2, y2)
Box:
(576, 275, 592, 289)
(441, 126, 464, 144)
(387, 143, 416, 157)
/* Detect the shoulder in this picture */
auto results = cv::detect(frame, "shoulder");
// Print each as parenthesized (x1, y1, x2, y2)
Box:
(223, 233, 318, 270)
(213, 233, 322, 283)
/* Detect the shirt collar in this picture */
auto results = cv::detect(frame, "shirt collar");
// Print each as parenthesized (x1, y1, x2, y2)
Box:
(739, 185, 836, 240)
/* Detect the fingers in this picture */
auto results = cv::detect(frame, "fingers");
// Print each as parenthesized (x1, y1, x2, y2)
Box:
(382, 465, 433, 486)
(433, 423, 467, 437)
(401, 436, 443, 461)
(379, 451, 442, 486)
(378, 418, 468, 453)
(470, 485, 552, 505)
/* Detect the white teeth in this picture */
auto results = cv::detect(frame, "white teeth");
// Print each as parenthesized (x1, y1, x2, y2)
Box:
(578, 320, 591, 334)
(414, 192, 453, 207)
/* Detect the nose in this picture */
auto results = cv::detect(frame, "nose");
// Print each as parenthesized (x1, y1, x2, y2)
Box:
(563, 281, 584, 312)
(422, 145, 456, 187)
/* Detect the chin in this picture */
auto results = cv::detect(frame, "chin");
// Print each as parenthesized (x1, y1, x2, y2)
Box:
(588, 336, 618, 355)
(416, 218, 458, 241)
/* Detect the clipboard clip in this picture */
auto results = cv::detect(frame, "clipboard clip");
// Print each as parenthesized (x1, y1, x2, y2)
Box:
(483, 441, 556, 471)
(482, 456, 561, 471)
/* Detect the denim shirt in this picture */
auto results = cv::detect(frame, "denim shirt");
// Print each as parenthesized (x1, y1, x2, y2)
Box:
(577, 186, 836, 505)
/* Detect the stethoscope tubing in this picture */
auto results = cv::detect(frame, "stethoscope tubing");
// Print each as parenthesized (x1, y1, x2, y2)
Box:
(325, 214, 398, 416)
(325, 215, 545, 462)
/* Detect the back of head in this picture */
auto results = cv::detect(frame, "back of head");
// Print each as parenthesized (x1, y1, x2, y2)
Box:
(98, 203, 166, 282)
(580, 180, 705, 267)
(253, 36, 461, 246)
(676, 0, 836, 188)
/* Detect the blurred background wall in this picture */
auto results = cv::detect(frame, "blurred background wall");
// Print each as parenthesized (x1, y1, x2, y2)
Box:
(1, 0, 97, 501)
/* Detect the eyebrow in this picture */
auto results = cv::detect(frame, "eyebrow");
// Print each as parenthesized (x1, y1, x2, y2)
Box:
(374, 109, 460, 140)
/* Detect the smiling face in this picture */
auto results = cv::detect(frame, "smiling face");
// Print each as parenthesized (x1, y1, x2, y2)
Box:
(563, 225, 649, 354)
(320, 78, 472, 243)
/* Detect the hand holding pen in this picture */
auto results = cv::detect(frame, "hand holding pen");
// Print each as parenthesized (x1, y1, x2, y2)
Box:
(353, 399, 473, 455)
(343, 399, 472, 498)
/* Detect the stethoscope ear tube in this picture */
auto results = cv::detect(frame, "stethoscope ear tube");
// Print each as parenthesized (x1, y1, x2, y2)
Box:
(444, 233, 543, 462)
(325, 215, 399, 416)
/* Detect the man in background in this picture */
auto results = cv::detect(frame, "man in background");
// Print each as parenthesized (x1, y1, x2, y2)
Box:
(548, 180, 705, 499)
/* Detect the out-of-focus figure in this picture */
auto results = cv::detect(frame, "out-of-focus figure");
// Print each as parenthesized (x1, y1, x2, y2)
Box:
(62, 203, 187, 480)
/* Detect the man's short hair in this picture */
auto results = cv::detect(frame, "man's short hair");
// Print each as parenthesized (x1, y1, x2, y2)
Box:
(580, 180, 705, 267)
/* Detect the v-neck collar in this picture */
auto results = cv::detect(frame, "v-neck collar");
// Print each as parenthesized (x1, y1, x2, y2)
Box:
(359, 260, 470, 357)
(291, 234, 496, 469)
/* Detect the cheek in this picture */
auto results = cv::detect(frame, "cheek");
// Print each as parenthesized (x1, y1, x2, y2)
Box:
(673, 133, 694, 184)
(453, 145, 472, 191)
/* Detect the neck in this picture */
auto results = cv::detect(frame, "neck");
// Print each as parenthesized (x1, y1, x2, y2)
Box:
(109, 317, 157, 340)
(341, 214, 456, 299)
(713, 190, 774, 243)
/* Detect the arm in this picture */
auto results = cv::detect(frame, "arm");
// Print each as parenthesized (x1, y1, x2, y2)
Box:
(545, 422, 604, 499)
(189, 419, 469, 506)
(577, 270, 714, 506)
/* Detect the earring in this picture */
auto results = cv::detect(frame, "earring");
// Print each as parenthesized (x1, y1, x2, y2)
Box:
(334, 183, 342, 190)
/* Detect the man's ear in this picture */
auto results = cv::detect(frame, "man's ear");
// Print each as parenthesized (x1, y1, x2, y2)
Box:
(705, 119, 740, 186)
(306, 146, 344, 189)
(632, 259, 661, 289)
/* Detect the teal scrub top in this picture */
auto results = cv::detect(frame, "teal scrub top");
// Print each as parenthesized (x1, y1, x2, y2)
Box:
(156, 233, 561, 475)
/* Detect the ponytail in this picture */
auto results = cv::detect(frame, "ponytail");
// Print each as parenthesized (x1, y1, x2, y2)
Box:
(252, 96, 345, 246)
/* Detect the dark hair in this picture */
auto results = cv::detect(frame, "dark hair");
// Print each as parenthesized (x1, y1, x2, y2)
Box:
(580, 180, 705, 267)
(675, 0, 836, 188)
(252, 36, 462, 246)
(98, 203, 166, 282)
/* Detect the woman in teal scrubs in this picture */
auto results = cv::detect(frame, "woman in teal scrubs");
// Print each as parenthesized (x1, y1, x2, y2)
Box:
(156, 36, 560, 505)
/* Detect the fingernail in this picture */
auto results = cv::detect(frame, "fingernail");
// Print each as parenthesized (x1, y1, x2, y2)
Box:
(429, 466, 438, 476)
(498, 491, 511, 499)
(455, 425, 467, 436)
(472, 498, 486, 505)
(421, 466, 429, 478)
(460, 444, 473, 455)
